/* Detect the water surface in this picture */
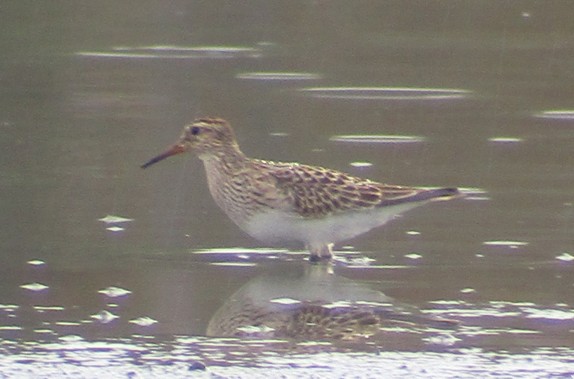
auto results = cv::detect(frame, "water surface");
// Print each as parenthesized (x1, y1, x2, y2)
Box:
(1, 1, 573, 377)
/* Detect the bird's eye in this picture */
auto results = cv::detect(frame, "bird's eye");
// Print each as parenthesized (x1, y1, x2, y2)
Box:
(190, 126, 201, 135)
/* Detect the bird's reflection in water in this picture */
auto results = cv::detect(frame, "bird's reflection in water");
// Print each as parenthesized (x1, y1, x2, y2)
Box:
(207, 264, 456, 341)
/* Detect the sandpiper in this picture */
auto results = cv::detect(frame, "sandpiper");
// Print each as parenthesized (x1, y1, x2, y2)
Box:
(142, 117, 459, 262)
(206, 264, 457, 338)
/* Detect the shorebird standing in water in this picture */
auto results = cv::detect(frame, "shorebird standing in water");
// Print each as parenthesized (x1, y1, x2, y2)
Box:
(142, 117, 459, 262)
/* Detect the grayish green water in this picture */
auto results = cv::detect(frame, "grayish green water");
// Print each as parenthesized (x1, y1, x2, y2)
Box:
(1, 1, 573, 377)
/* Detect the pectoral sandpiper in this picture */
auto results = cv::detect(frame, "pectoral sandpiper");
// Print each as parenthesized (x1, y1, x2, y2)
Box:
(142, 117, 459, 262)
(206, 264, 456, 339)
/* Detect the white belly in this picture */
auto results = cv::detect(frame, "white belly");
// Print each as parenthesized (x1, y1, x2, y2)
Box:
(242, 203, 422, 247)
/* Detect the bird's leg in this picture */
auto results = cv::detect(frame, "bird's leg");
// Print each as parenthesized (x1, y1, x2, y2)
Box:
(307, 243, 334, 264)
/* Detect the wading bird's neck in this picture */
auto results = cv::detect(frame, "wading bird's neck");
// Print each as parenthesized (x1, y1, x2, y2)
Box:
(201, 144, 256, 225)
(201, 142, 249, 173)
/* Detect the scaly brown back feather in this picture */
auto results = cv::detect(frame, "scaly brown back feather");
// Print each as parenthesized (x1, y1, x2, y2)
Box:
(250, 160, 434, 218)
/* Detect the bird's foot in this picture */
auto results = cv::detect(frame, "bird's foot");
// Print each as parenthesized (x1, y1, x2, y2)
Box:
(309, 254, 333, 264)
(307, 243, 334, 264)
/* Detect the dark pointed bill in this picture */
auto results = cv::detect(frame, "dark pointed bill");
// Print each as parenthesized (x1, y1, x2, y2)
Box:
(141, 144, 186, 169)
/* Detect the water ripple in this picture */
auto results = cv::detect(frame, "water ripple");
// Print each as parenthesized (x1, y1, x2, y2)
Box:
(76, 45, 262, 60)
(535, 110, 574, 120)
(236, 72, 322, 81)
(330, 134, 425, 144)
(299, 87, 471, 100)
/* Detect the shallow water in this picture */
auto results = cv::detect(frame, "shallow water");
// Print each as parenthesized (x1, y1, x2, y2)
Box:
(1, 1, 574, 377)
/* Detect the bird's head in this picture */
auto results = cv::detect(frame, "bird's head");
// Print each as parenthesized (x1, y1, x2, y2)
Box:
(141, 117, 239, 168)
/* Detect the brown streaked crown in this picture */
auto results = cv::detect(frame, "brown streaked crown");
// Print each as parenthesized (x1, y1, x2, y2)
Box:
(181, 117, 242, 158)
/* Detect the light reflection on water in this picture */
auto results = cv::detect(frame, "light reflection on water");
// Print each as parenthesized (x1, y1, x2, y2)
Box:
(330, 134, 426, 144)
(0, 338, 573, 378)
(298, 87, 472, 101)
(236, 72, 322, 81)
(2, 1, 574, 377)
(76, 45, 265, 60)
(1, 255, 574, 377)
(535, 110, 574, 120)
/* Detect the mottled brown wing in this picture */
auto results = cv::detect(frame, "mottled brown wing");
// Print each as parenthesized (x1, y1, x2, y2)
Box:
(266, 162, 423, 218)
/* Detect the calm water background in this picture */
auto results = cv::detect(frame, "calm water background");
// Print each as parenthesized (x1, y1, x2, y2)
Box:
(1, 1, 574, 377)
